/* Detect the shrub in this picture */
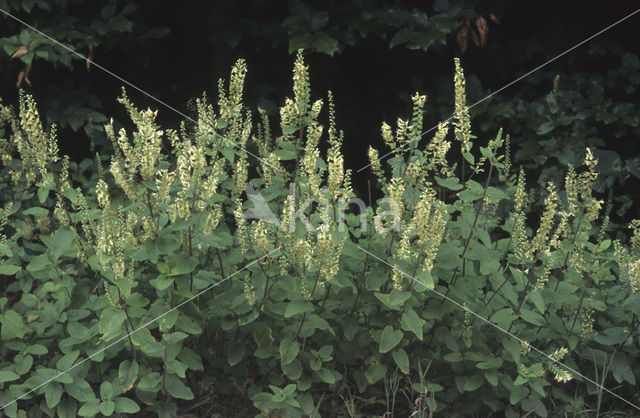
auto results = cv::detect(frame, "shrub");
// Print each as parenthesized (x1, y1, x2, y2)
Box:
(0, 50, 638, 417)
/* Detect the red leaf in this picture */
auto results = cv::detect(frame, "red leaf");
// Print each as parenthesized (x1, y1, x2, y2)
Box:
(456, 20, 470, 54)
(24, 63, 32, 87)
(16, 70, 25, 87)
(476, 16, 489, 47)
(470, 27, 480, 47)
(11, 45, 28, 60)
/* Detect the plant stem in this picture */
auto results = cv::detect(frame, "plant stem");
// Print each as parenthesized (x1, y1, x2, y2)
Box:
(567, 286, 587, 337)
(441, 164, 493, 303)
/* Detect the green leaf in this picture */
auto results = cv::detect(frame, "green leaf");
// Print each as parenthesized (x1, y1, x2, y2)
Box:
(175, 315, 203, 335)
(148, 232, 181, 256)
(284, 299, 314, 318)
(479, 146, 493, 160)
(100, 381, 113, 401)
(278, 141, 296, 151)
(78, 398, 101, 417)
(366, 267, 387, 290)
(166, 359, 188, 378)
(43, 227, 75, 258)
(595, 327, 627, 345)
(463, 152, 475, 165)
(312, 34, 339, 56)
(228, 341, 245, 366)
(486, 187, 510, 202)
(476, 357, 503, 369)
(342, 240, 366, 260)
(162, 331, 188, 345)
(282, 125, 299, 135)
(1, 309, 26, 340)
(476, 229, 491, 247)
(150, 274, 174, 291)
(490, 308, 515, 328)
(164, 374, 194, 400)
(503, 338, 521, 363)
(379, 326, 403, 353)
(537, 120, 555, 135)
(26, 253, 52, 272)
(0, 242, 13, 257)
(315, 367, 338, 384)
(118, 360, 138, 392)
(520, 309, 545, 326)
(300, 393, 315, 416)
(99, 307, 126, 340)
(365, 363, 387, 386)
(527, 292, 545, 314)
(68, 114, 85, 131)
(374, 289, 411, 309)
(528, 379, 547, 398)
(302, 313, 334, 336)
(521, 362, 543, 378)
(220, 146, 235, 164)
(463, 374, 483, 391)
(15, 354, 33, 375)
(0, 264, 21, 275)
(69, 280, 92, 309)
(166, 254, 198, 276)
(66, 379, 95, 402)
(317, 345, 332, 359)
(444, 352, 463, 363)
(0, 370, 19, 383)
(611, 354, 636, 385)
(130, 328, 164, 357)
(509, 384, 528, 404)
(400, 309, 424, 340)
(310, 11, 329, 30)
(37, 187, 49, 204)
(484, 370, 499, 386)
(100, 400, 115, 416)
(282, 359, 303, 380)
(392, 348, 410, 374)
(390, 27, 415, 48)
(45, 383, 63, 409)
(178, 347, 203, 371)
(57, 397, 77, 418)
(309, 358, 322, 371)
(61, 187, 78, 203)
(280, 338, 300, 365)
(114, 397, 140, 414)
(414, 269, 434, 290)
(137, 372, 161, 391)
(56, 350, 80, 370)
(458, 189, 482, 201)
(216, 118, 228, 129)
(435, 176, 463, 190)
(598, 239, 611, 252)
(27, 344, 48, 355)
(274, 149, 297, 160)
(513, 371, 526, 386)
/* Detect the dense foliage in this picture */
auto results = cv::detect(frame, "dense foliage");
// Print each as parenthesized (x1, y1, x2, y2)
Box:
(0, 52, 638, 417)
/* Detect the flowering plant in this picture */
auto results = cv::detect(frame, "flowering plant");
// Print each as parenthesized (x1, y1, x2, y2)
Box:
(0, 51, 638, 417)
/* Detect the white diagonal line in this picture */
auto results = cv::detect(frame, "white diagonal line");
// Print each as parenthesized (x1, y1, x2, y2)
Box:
(357, 7, 640, 173)
(0, 8, 286, 174)
(357, 246, 640, 412)
(0, 249, 279, 411)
